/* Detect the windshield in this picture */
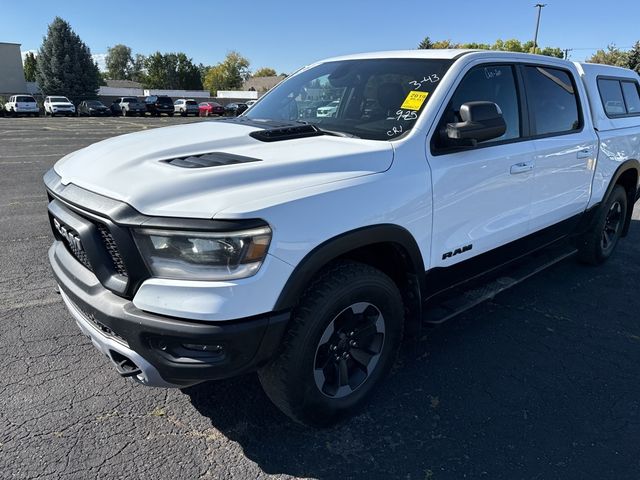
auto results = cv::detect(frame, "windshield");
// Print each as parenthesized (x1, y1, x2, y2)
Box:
(123, 97, 139, 103)
(50, 97, 70, 103)
(245, 58, 451, 140)
(87, 101, 104, 107)
(17, 96, 35, 103)
(186, 100, 197, 106)
(157, 97, 173, 104)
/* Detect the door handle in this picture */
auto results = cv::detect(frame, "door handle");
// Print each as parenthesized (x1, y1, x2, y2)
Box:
(576, 148, 593, 159)
(510, 162, 534, 175)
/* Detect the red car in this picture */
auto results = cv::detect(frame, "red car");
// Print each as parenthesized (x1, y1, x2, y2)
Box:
(199, 102, 225, 117)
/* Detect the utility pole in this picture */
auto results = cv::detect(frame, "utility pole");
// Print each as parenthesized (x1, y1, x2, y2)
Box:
(533, 3, 547, 54)
(563, 48, 573, 60)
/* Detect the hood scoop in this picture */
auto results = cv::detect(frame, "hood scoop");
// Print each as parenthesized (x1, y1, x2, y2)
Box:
(249, 124, 323, 142)
(165, 152, 261, 169)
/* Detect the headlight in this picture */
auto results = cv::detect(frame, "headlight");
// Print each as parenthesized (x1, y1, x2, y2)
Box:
(133, 226, 271, 281)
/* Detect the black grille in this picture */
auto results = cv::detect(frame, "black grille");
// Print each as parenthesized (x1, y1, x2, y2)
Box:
(68, 239, 92, 271)
(97, 224, 128, 277)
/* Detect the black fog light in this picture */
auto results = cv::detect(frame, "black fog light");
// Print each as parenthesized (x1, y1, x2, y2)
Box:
(182, 343, 223, 353)
(149, 337, 226, 363)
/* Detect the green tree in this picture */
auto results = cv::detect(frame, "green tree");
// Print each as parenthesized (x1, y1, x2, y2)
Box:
(538, 47, 564, 59)
(143, 52, 203, 89)
(36, 17, 101, 102)
(203, 51, 250, 94)
(23, 52, 38, 82)
(627, 41, 640, 73)
(587, 44, 629, 67)
(203, 65, 227, 95)
(417, 37, 434, 49)
(254, 67, 277, 77)
(176, 53, 203, 90)
(131, 54, 147, 83)
(417, 36, 564, 58)
(105, 44, 134, 80)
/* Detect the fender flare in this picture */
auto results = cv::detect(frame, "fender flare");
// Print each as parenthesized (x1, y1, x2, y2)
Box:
(600, 159, 640, 236)
(273, 224, 426, 311)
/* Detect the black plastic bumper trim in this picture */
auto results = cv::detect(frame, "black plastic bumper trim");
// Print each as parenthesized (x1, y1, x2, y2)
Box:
(49, 242, 290, 385)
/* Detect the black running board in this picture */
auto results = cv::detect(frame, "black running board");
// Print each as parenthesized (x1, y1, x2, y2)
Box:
(422, 242, 577, 325)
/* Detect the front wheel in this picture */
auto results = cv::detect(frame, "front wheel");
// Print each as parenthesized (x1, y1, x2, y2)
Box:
(258, 261, 404, 426)
(577, 185, 628, 265)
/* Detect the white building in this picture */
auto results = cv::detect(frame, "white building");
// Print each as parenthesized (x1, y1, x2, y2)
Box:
(0, 42, 28, 96)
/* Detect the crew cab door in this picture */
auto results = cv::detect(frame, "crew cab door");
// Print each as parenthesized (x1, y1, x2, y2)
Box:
(521, 64, 598, 232)
(428, 63, 534, 269)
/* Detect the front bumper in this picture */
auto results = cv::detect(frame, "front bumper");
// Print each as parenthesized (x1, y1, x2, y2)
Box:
(50, 241, 290, 387)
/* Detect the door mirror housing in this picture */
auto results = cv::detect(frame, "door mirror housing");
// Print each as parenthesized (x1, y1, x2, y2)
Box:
(446, 101, 507, 145)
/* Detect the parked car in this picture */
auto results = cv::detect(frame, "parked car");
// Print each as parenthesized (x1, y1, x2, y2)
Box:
(198, 101, 225, 117)
(224, 102, 248, 116)
(144, 95, 174, 116)
(77, 100, 111, 117)
(43, 50, 640, 427)
(316, 100, 340, 118)
(44, 96, 75, 117)
(4, 95, 39, 116)
(174, 99, 199, 117)
(112, 97, 146, 117)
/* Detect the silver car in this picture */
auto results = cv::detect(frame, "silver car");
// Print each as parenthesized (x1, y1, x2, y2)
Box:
(174, 99, 200, 117)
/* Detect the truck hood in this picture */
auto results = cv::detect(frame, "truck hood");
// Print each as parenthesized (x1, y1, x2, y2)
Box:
(54, 120, 393, 218)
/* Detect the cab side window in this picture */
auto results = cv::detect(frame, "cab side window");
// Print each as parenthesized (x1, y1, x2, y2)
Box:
(433, 64, 521, 150)
(523, 66, 581, 135)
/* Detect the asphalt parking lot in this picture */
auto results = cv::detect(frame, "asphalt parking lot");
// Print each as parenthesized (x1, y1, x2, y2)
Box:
(1, 116, 639, 480)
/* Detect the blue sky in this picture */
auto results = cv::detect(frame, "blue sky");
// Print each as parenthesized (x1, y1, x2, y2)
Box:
(3, 0, 639, 73)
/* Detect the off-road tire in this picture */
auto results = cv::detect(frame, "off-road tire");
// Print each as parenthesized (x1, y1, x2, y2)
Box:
(258, 261, 404, 427)
(577, 185, 628, 265)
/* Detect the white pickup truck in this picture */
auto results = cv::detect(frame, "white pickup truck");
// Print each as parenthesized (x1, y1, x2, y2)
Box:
(44, 49, 640, 426)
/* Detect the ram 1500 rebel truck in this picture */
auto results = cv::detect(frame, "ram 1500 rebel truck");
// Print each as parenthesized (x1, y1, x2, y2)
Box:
(44, 50, 640, 426)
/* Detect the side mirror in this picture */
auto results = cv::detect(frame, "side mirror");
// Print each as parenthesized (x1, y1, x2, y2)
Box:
(446, 101, 506, 145)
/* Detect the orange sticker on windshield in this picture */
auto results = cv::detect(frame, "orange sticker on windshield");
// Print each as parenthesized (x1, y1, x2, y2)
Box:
(400, 91, 429, 111)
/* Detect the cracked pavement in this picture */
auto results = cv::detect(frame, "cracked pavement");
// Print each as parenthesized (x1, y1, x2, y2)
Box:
(1, 116, 639, 479)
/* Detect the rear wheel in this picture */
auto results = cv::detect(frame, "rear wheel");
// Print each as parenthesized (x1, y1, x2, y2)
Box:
(258, 261, 404, 426)
(578, 185, 628, 265)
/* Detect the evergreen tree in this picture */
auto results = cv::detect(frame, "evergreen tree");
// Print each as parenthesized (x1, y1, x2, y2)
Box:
(36, 17, 101, 101)
(627, 41, 640, 73)
(23, 52, 38, 82)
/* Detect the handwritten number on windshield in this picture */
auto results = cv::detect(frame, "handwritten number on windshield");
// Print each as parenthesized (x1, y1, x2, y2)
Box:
(409, 74, 440, 89)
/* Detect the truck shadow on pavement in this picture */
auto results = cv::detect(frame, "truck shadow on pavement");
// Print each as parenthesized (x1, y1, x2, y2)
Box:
(184, 219, 640, 480)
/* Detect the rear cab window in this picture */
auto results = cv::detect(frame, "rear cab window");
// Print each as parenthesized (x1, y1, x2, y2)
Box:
(522, 65, 581, 135)
(598, 77, 640, 117)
